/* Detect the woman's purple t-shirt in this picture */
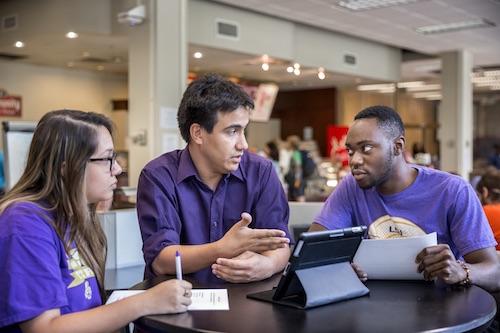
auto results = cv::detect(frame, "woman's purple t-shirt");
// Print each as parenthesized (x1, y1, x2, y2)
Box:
(0, 202, 101, 332)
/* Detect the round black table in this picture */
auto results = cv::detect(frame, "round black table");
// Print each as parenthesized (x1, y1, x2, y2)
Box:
(131, 273, 496, 333)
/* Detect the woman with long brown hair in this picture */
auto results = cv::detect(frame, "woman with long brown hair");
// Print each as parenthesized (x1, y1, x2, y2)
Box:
(0, 110, 191, 333)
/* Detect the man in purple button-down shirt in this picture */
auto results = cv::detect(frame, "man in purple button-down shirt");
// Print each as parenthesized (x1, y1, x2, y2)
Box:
(137, 73, 291, 283)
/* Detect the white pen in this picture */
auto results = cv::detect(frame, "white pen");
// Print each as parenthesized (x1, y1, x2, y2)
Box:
(175, 250, 182, 280)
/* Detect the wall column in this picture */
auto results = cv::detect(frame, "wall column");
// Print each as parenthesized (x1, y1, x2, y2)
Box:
(438, 50, 473, 179)
(127, 0, 187, 187)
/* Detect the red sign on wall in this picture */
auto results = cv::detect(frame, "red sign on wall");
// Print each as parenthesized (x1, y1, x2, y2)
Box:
(327, 125, 349, 166)
(0, 96, 22, 117)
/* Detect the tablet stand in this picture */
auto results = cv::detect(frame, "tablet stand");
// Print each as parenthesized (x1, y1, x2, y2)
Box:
(289, 261, 370, 309)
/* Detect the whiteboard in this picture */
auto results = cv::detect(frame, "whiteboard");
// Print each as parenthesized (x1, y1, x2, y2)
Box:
(2, 121, 37, 191)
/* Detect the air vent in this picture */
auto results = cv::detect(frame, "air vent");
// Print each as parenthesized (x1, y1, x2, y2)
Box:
(343, 52, 357, 66)
(215, 19, 240, 41)
(2, 14, 18, 32)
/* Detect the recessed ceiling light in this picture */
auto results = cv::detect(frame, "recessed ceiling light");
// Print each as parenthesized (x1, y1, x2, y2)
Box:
(193, 52, 203, 59)
(65, 31, 78, 39)
(416, 19, 495, 35)
(14, 41, 24, 48)
(333, 0, 422, 11)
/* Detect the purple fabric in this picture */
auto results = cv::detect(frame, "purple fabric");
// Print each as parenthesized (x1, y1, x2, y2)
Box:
(137, 147, 291, 279)
(315, 165, 496, 259)
(0, 202, 101, 332)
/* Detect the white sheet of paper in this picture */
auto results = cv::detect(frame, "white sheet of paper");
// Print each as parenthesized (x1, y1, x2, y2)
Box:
(188, 289, 229, 310)
(106, 289, 229, 311)
(352, 232, 437, 280)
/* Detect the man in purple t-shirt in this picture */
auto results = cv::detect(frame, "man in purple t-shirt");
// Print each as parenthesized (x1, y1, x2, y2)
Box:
(137, 74, 291, 283)
(310, 105, 500, 293)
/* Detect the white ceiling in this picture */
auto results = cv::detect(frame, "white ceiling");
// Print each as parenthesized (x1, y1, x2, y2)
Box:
(1, 0, 499, 93)
(207, 0, 500, 91)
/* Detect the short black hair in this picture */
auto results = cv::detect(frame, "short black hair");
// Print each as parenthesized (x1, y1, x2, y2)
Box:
(354, 105, 404, 140)
(476, 168, 500, 202)
(177, 73, 254, 143)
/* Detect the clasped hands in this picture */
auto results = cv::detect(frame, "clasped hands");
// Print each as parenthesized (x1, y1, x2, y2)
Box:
(211, 212, 290, 283)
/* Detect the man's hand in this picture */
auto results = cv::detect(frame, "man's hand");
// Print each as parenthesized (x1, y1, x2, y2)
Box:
(415, 244, 465, 285)
(218, 212, 290, 257)
(211, 250, 279, 283)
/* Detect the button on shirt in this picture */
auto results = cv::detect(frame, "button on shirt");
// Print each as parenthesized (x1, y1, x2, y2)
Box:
(137, 147, 291, 279)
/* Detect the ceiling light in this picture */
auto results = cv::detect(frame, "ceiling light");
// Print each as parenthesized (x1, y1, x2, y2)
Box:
(471, 69, 500, 89)
(286, 66, 294, 73)
(357, 83, 395, 91)
(333, 0, 422, 11)
(413, 92, 442, 99)
(14, 41, 24, 48)
(379, 87, 396, 93)
(193, 52, 203, 59)
(396, 81, 424, 88)
(293, 68, 301, 76)
(416, 19, 495, 35)
(262, 63, 269, 71)
(405, 84, 441, 92)
(484, 70, 500, 77)
(318, 67, 326, 80)
(65, 31, 78, 39)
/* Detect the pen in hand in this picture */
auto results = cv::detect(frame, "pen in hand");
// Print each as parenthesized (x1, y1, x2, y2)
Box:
(175, 250, 182, 280)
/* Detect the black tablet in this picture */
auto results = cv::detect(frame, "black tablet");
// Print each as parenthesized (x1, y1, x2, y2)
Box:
(248, 226, 368, 308)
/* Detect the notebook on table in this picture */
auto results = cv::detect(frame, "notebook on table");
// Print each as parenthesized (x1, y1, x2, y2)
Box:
(247, 226, 369, 309)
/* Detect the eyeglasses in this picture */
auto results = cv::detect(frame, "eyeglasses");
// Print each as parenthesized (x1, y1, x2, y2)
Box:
(89, 152, 117, 172)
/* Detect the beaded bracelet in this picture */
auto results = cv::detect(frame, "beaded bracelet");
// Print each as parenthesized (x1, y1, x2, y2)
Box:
(456, 260, 470, 286)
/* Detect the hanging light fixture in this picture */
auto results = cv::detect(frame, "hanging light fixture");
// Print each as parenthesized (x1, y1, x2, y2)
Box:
(293, 63, 301, 76)
(261, 54, 270, 71)
(318, 67, 326, 80)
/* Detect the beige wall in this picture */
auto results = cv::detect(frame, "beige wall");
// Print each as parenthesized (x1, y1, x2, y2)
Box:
(0, 61, 128, 151)
(338, 88, 438, 156)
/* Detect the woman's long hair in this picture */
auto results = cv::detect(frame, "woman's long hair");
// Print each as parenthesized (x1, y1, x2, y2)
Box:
(0, 109, 113, 303)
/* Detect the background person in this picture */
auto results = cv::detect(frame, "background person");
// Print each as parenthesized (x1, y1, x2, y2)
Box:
(263, 140, 281, 180)
(488, 143, 500, 169)
(309, 105, 500, 293)
(137, 73, 291, 284)
(284, 135, 306, 202)
(0, 110, 192, 333)
(476, 168, 500, 257)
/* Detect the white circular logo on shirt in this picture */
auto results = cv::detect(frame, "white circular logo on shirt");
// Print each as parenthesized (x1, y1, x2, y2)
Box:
(368, 215, 426, 239)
